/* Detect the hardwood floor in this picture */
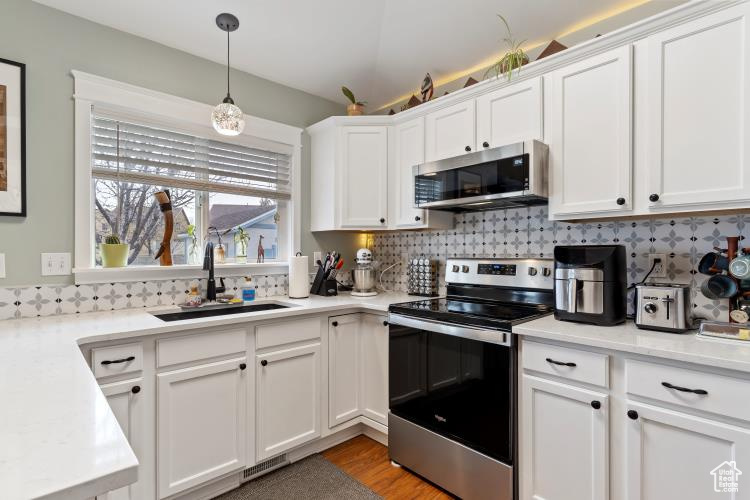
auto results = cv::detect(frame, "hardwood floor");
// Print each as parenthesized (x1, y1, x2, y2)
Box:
(322, 435, 454, 499)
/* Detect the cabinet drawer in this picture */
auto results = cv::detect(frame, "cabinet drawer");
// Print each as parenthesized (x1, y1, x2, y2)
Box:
(91, 343, 143, 379)
(522, 341, 609, 388)
(626, 359, 750, 422)
(157, 329, 246, 368)
(256, 318, 321, 350)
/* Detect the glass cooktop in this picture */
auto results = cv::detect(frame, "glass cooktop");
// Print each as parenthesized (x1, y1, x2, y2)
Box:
(388, 297, 553, 331)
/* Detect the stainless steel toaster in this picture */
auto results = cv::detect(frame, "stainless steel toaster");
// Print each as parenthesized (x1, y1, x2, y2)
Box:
(635, 283, 692, 333)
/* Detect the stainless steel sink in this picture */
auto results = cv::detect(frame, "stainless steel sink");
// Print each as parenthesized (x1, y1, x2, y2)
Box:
(152, 303, 290, 322)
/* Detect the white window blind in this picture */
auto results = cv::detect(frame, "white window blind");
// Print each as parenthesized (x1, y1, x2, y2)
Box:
(91, 115, 291, 200)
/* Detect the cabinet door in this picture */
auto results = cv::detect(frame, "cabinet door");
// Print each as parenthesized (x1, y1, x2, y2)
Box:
(97, 379, 144, 500)
(646, 3, 750, 209)
(547, 45, 633, 218)
(157, 358, 246, 498)
(329, 315, 360, 427)
(520, 375, 609, 500)
(475, 77, 543, 150)
(392, 118, 428, 228)
(257, 343, 321, 460)
(339, 126, 388, 228)
(360, 314, 388, 425)
(424, 100, 476, 161)
(626, 401, 750, 500)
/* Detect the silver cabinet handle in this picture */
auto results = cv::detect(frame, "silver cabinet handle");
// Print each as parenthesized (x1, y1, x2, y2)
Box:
(566, 278, 578, 313)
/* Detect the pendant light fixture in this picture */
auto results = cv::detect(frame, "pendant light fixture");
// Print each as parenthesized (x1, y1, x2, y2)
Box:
(211, 13, 245, 136)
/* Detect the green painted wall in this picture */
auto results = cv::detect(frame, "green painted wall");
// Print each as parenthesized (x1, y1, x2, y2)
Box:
(0, 0, 358, 286)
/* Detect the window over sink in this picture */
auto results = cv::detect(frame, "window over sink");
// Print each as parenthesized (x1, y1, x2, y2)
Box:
(73, 71, 301, 283)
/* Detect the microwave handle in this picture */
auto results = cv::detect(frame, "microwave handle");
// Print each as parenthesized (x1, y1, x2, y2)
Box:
(566, 277, 578, 313)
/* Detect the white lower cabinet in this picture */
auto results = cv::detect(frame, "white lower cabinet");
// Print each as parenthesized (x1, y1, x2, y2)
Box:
(329, 315, 361, 427)
(626, 401, 750, 500)
(256, 342, 321, 460)
(359, 314, 389, 425)
(157, 358, 247, 499)
(97, 379, 145, 500)
(328, 313, 389, 428)
(521, 338, 750, 500)
(521, 375, 609, 500)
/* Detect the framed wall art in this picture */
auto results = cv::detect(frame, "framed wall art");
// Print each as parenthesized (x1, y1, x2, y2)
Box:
(0, 57, 26, 217)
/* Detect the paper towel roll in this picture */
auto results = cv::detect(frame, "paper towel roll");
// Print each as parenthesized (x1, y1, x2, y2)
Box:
(288, 254, 310, 298)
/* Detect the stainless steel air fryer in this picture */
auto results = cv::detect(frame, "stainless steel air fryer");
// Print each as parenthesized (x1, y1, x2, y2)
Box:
(554, 245, 627, 326)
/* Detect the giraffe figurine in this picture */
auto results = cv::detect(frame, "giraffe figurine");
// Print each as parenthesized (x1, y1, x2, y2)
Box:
(256, 234, 265, 263)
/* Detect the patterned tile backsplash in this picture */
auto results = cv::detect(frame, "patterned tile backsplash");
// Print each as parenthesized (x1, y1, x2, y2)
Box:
(0, 274, 289, 321)
(373, 207, 750, 322)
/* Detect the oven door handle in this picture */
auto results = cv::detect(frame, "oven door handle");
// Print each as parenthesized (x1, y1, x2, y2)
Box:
(387, 313, 511, 347)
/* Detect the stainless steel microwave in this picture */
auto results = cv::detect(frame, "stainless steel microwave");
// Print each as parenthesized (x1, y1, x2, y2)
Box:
(413, 140, 548, 211)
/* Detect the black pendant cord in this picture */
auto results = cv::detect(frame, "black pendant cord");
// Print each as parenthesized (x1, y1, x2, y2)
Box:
(226, 29, 230, 98)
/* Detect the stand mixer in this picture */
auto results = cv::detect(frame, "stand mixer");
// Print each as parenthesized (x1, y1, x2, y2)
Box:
(351, 248, 378, 297)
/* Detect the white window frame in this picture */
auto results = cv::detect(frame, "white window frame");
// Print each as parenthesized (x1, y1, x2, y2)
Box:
(72, 71, 302, 284)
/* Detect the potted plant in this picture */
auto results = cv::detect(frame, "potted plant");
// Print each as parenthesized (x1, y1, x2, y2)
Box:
(187, 224, 199, 265)
(100, 234, 129, 268)
(342, 86, 366, 116)
(235, 226, 249, 264)
(485, 15, 529, 81)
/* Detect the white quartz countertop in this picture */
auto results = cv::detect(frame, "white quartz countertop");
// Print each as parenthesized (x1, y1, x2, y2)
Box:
(514, 315, 750, 373)
(0, 292, 418, 500)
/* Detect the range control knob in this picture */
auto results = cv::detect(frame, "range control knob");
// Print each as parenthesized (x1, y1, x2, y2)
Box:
(528, 267, 538, 276)
(542, 267, 551, 277)
(644, 302, 658, 314)
(452, 265, 460, 272)
(461, 265, 470, 273)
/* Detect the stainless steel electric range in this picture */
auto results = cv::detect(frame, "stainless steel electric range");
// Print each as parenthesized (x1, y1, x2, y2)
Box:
(387, 258, 554, 500)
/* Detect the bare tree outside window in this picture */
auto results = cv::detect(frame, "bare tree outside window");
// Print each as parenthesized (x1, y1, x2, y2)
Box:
(94, 179, 195, 265)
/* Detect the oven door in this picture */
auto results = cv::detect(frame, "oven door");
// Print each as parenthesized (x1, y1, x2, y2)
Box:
(387, 313, 515, 465)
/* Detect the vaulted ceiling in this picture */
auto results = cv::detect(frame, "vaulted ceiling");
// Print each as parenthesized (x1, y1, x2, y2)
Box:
(35, 0, 674, 109)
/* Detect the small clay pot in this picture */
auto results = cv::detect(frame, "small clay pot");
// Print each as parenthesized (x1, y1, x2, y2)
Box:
(347, 103, 364, 116)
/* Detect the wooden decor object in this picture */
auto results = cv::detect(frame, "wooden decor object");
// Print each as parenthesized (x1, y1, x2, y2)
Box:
(463, 77, 478, 88)
(536, 40, 567, 60)
(420, 73, 434, 102)
(154, 190, 173, 266)
(406, 95, 422, 108)
(257, 234, 265, 263)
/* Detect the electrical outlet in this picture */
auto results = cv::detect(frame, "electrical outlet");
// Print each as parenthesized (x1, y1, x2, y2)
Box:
(648, 253, 667, 278)
(41, 253, 72, 276)
(313, 251, 322, 265)
(0, 253, 5, 279)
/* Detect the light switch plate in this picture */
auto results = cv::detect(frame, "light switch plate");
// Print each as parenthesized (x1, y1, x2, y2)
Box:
(0, 253, 5, 278)
(41, 253, 72, 276)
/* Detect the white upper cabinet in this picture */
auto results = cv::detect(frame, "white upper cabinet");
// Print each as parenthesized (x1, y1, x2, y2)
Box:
(645, 2, 750, 211)
(309, 117, 451, 231)
(392, 118, 427, 228)
(390, 118, 453, 230)
(547, 45, 633, 219)
(475, 77, 543, 150)
(339, 126, 389, 228)
(425, 100, 476, 161)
